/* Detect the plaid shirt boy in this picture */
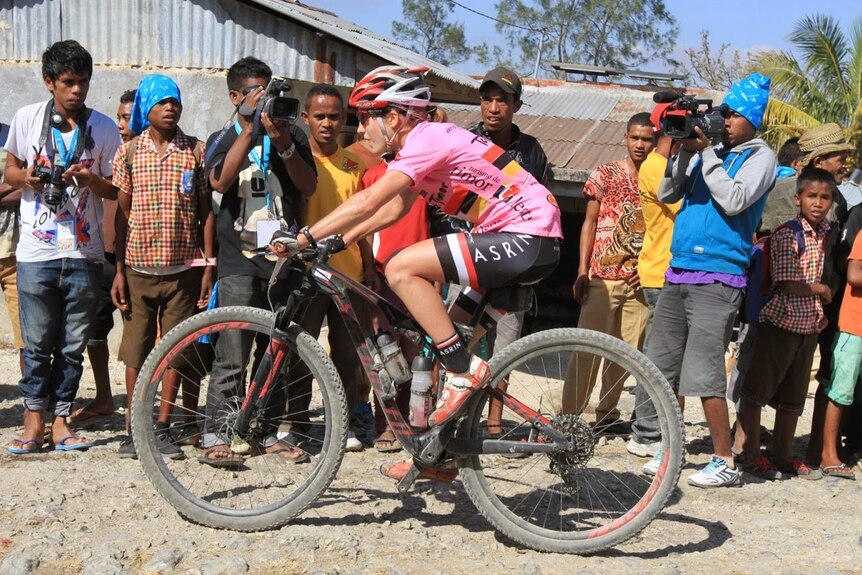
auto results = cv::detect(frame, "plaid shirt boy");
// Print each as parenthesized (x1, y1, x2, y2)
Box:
(112, 129, 206, 268)
(760, 215, 830, 333)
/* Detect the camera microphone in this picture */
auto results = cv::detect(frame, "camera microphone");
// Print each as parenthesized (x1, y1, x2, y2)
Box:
(653, 91, 684, 104)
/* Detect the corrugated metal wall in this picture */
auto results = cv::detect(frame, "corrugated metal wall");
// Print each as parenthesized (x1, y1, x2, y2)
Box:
(0, 0, 360, 85)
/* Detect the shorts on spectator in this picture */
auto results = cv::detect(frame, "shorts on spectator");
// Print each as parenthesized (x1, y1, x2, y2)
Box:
(739, 321, 817, 414)
(90, 253, 117, 342)
(118, 267, 202, 369)
(826, 331, 862, 406)
(0, 255, 24, 349)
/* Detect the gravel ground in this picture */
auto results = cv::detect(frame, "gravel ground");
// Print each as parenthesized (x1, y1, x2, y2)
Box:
(1, 338, 861, 575)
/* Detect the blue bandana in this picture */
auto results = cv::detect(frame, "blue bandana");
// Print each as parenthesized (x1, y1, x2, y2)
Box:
(130, 74, 182, 135)
(722, 73, 771, 130)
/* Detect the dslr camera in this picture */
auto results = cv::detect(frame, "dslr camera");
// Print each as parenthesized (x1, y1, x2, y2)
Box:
(34, 161, 65, 206)
(653, 91, 729, 142)
(242, 76, 300, 123)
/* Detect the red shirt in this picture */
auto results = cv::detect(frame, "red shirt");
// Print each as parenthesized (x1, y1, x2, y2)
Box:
(839, 232, 862, 338)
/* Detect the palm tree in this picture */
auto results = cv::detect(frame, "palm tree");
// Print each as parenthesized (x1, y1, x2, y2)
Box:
(751, 14, 862, 159)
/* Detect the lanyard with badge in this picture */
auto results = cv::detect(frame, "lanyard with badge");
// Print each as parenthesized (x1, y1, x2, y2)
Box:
(233, 122, 280, 248)
(51, 122, 81, 253)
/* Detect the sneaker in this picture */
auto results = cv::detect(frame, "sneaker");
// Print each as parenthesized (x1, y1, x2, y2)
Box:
(642, 448, 663, 476)
(627, 437, 661, 458)
(688, 456, 740, 488)
(592, 418, 631, 437)
(345, 431, 363, 452)
(155, 423, 185, 460)
(741, 455, 786, 481)
(118, 437, 137, 459)
(428, 356, 490, 427)
(776, 458, 823, 480)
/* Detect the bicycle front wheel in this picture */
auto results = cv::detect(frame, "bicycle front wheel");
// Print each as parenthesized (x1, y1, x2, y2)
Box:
(132, 306, 348, 531)
(458, 328, 683, 554)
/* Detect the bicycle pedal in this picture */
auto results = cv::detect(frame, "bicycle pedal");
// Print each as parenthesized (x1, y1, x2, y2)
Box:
(396, 465, 421, 493)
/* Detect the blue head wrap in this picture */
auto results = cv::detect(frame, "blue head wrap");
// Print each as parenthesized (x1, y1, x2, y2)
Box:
(130, 74, 182, 135)
(722, 73, 771, 131)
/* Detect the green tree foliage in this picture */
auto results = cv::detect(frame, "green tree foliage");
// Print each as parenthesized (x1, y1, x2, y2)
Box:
(392, 0, 481, 66)
(751, 14, 862, 159)
(494, 0, 679, 76)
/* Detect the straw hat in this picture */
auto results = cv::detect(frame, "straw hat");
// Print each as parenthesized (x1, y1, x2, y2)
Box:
(799, 123, 853, 166)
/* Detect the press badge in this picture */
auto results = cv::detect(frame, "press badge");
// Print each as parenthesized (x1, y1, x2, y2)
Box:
(180, 171, 195, 195)
(256, 219, 281, 249)
(55, 218, 77, 253)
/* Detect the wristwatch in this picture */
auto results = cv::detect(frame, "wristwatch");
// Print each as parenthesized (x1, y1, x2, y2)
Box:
(278, 142, 296, 160)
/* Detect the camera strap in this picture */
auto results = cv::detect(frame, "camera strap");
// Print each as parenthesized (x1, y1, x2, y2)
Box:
(234, 121, 274, 213)
(38, 101, 92, 164)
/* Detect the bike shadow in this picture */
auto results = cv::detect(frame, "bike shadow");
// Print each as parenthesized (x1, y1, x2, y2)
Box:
(300, 483, 730, 556)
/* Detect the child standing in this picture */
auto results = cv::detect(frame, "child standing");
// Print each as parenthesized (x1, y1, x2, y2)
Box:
(739, 167, 835, 479)
(818, 221, 862, 479)
(111, 74, 214, 459)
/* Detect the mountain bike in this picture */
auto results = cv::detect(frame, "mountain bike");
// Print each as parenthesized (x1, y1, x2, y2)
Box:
(131, 237, 684, 554)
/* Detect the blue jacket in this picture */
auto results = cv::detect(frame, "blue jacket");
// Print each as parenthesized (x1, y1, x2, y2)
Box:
(659, 139, 777, 275)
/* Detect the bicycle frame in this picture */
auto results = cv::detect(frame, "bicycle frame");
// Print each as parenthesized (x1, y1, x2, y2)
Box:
(245, 241, 567, 466)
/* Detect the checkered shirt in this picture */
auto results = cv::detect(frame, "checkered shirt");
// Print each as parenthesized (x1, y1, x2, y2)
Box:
(759, 215, 830, 334)
(112, 129, 206, 268)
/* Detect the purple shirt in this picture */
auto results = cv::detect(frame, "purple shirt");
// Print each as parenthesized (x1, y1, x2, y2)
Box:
(665, 268, 747, 289)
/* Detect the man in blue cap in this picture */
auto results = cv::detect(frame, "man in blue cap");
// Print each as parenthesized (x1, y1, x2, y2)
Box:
(632, 73, 777, 487)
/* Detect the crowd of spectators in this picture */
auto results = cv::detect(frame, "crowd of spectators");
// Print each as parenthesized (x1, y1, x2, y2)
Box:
(1, 40, 860, 485)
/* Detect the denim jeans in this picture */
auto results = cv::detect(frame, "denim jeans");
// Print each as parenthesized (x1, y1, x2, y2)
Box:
(17, 258, 101, 417)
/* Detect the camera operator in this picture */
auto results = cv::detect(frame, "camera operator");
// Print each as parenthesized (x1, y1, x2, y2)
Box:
(3, 40, 121, 454)
(631, 73, 777, 488)
(200, 57, 316, 465)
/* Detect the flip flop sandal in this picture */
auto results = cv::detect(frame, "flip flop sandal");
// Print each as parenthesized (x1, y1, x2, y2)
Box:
(53, 435, 95, 452)
(197, 446, 245, 468)
(266, 444, 311, 464)
(373, 431, 403, 453)
(380, 460, 458, 482)
(822, 464, 856, 480)
(7, 438, 44, 454)
(68, 407, 114, 425)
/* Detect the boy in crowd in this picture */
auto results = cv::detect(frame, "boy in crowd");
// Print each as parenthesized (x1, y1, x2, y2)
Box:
(200, 57, 316, 465)
(818, 222, 862, 479)
(70, 88, 136, 424)
(562, 112, 654, 435)
(738, 167, 835, 479)
(111, 74, 214, 459)
(292, 84, 375, 452)
(5, 40, 121, 454)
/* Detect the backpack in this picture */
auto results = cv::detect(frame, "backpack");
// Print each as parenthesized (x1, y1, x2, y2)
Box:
(743, 219, 805, 324)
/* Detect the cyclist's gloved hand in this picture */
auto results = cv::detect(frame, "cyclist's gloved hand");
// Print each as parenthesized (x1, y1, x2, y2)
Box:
(269, 230, 301, 258)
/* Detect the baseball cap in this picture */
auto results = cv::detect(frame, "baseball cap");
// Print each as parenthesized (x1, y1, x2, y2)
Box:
(480, 67, 522, 100)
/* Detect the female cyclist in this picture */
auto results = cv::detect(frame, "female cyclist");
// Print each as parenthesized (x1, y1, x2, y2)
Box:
(272, 66, 563, 429)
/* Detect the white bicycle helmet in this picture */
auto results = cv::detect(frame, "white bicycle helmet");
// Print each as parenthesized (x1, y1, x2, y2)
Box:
(349, 65, 432, 111)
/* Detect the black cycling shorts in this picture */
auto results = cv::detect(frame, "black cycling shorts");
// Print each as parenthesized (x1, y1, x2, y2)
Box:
(433, 232, 560, 289)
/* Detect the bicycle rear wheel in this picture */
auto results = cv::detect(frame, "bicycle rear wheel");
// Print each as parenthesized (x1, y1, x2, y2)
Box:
(132, 306, 348, 531)
(458, 328, 683, 553)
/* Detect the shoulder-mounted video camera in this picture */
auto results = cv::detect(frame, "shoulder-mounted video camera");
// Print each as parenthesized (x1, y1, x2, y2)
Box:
(653, 91, 729, 142)
(242, 76, 300, 123)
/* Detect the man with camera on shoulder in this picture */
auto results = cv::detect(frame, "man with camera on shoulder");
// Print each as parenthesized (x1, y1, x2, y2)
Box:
(4, 40, 121, 454)
(199, 57, 317, 465)
(631, 74, 777, 488)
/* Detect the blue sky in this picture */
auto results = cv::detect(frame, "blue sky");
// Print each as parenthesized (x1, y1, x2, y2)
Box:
(324, 0, 860, 76)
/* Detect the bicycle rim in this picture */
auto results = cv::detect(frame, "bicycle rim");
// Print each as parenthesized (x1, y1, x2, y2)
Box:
(458, 328, 683, 553)
(132, 306, 348, 531)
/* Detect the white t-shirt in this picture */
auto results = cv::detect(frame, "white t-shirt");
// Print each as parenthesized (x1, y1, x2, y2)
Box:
(6, 100, 121, 263)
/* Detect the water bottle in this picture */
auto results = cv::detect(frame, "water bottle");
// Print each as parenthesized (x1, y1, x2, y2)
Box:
(409, 356, 434, 429)
(376, 330, 412, 384)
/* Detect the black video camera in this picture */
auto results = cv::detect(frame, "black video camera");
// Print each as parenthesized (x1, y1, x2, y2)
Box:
(242, 76, 300, 123)
(653, 91, 729, 142)
(34, 162, 65, 206)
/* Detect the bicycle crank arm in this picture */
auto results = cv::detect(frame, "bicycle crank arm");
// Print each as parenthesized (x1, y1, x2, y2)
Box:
(446, 438, 559, 456)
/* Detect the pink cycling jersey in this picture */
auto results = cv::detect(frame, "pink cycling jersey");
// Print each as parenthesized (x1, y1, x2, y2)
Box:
(386, 122, 563, 238)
